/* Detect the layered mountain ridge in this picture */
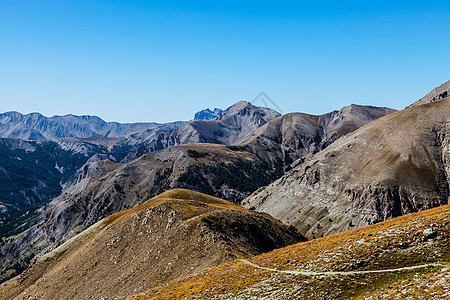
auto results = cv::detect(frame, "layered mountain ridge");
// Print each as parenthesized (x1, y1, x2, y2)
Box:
(2, 80, 449, 299)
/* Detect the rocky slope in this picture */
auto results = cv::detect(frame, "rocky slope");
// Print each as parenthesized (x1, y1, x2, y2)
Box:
(238, 104, 395, 165)
(0, 111, 184, 140)
(0, 189, 304, 300)
(0, 102, 276, 216)
(127, 203, 450, 299)
(410, 79, 450, 107)
(243, 97, 450, 239)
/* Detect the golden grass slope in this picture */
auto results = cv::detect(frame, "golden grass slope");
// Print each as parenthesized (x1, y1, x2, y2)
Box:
(0, 189, 303, 300)
(128, 204, 450, 299)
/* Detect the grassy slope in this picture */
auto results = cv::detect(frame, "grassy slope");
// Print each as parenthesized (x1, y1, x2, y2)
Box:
(129, 204, 450, 299)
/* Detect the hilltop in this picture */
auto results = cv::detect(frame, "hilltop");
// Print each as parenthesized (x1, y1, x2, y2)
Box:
(0, 189, 304, 299)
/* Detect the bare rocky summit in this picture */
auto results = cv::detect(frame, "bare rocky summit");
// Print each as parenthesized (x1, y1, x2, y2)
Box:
(116, 101, 281, 162)
(194, 107, 223, 120)
(243, 97, 450, 239)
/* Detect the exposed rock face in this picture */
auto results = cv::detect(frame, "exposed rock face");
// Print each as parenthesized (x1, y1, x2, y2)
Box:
(243, 98, 450, 239)
(0, 111, 184, 140)
(409, 79, 450, 107)
(238, 104, 396, 165)
(0, 189, 304, 300)
(194, 108, 223, 120)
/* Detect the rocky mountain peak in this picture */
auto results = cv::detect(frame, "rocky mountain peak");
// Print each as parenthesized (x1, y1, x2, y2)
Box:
(194, 108, 223, 120)
(218, 101, 280, 121)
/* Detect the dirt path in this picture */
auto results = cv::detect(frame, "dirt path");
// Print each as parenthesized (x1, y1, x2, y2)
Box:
(240, 259, 446, 276)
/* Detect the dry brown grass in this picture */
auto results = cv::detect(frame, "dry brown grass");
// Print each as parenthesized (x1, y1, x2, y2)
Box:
(128, 204, 450, 299)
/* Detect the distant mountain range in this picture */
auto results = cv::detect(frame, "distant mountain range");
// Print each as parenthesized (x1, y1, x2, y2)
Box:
(0, 111, 185, 140)
(0, 100, 395, 282)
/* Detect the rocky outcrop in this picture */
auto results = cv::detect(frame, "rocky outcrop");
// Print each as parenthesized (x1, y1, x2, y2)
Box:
(243, 98, 450, 239)
(0, 189, 304, 300)
(409, 79, 450, 107)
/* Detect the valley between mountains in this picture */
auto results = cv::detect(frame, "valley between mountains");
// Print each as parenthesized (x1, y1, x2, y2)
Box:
(0, 80, 449, 299)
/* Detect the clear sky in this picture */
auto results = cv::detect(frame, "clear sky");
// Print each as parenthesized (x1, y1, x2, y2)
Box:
(1, 1, 449, 123)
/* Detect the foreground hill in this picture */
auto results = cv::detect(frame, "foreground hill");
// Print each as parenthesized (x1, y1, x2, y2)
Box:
(127, 204, 450, 299)
(243, 97, 450, 239)
(0, 189, 304, 300)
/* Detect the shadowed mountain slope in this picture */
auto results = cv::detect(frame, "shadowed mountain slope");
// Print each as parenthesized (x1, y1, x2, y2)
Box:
(0, 189, 303, 300)
(0, 138, 101, 218)
(127, 204, 450, 299)
(243, 97, 450, 239)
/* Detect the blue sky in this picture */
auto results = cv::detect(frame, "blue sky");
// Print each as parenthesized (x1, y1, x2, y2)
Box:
(1, 1, 449, 122)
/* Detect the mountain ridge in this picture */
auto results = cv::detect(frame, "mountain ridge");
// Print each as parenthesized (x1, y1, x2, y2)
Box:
(243, 97, 450, 239)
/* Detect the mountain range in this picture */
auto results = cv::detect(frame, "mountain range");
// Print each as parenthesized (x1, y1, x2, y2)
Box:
(0, 79, 449, 299)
